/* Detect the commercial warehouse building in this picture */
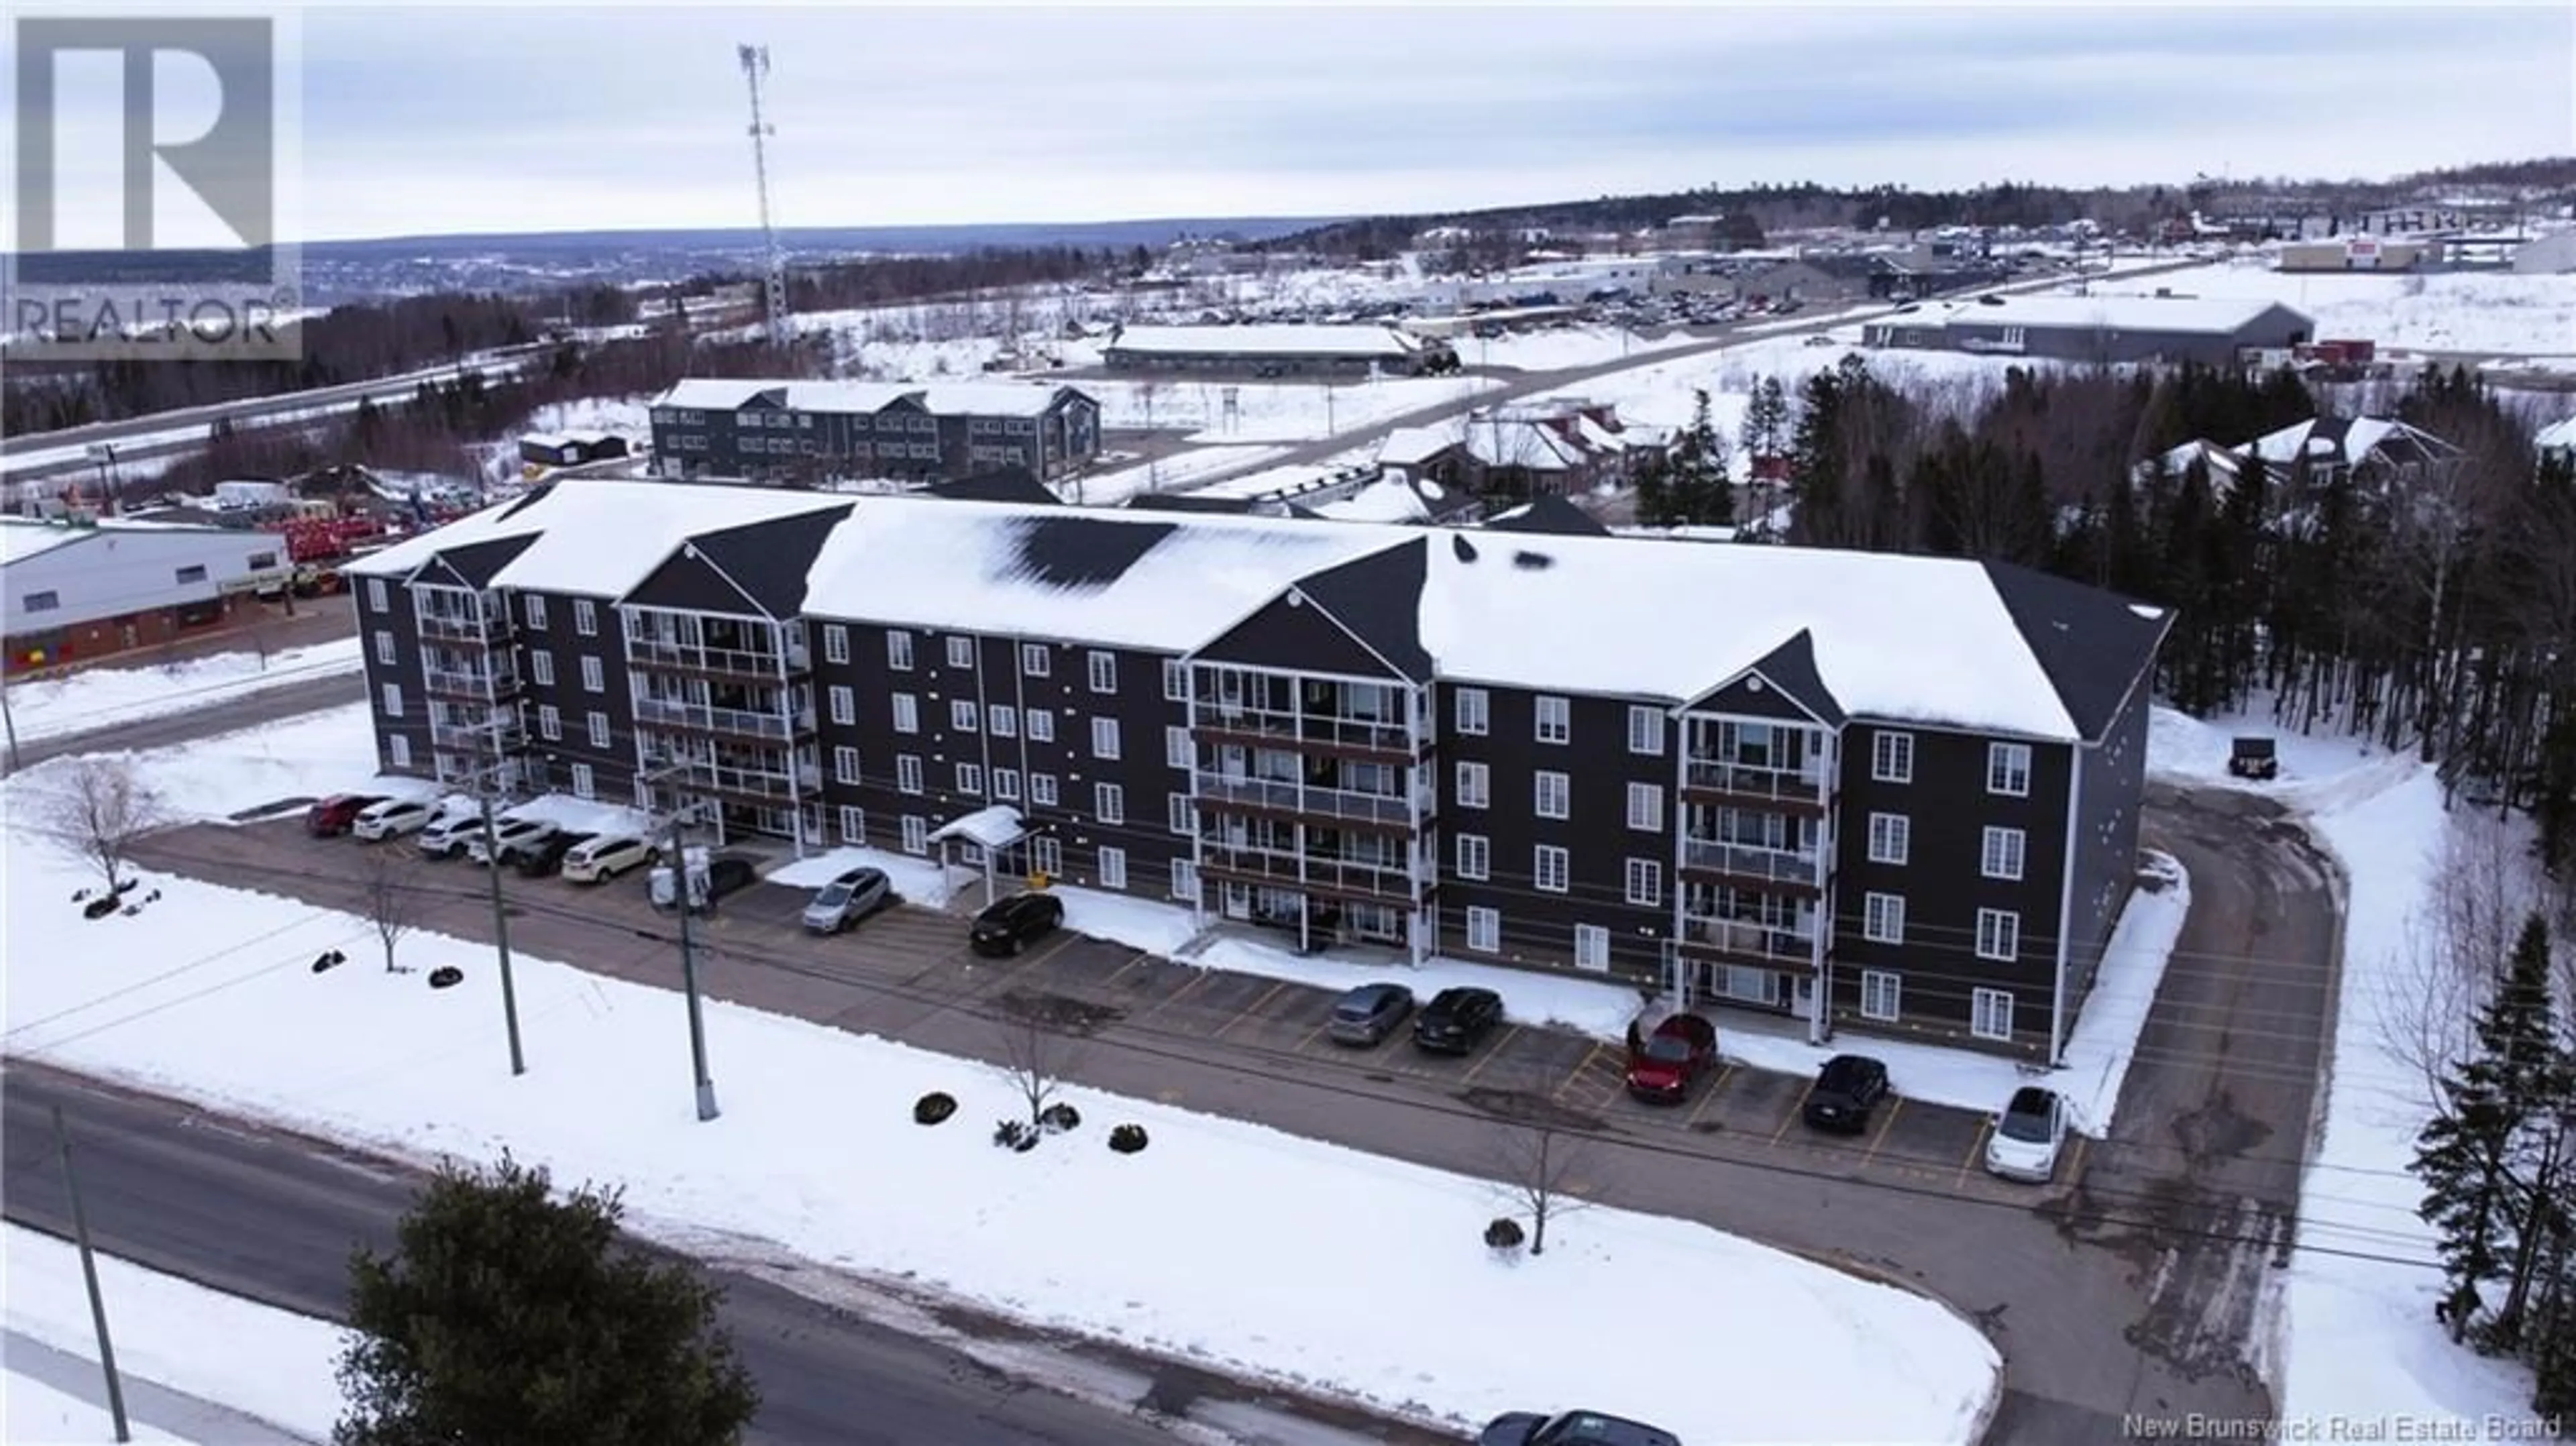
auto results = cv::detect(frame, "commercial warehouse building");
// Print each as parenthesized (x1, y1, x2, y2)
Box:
(1862, 294, 2314, 368)
(2, 514, 292, 672)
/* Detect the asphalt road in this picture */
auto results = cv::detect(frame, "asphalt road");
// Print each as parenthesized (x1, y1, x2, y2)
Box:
(124, 775, 2340, 1445)
(3, 1064, 1441, 1446)
(4, 671, 366, 775)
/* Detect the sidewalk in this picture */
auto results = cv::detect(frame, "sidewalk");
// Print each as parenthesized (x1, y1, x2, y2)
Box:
(4, 1327, 317, 1443)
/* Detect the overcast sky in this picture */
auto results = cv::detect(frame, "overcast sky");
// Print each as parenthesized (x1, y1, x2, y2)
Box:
(28, 3, 2576, 244)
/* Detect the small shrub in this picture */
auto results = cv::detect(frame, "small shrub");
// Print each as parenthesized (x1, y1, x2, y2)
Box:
(914, 1092, 958, 1125)
(992, 1118, 1038, 1152)
(427, 965, 465, 990)
(1039, 1101, 1081, 1134)
(1107, 1123, 1149, 1155)
(82, 895, 119, 921)
(1484, 1217, 1527, 1252)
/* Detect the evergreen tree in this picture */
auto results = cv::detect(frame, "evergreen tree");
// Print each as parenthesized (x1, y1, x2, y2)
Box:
(1741, 375, 1790, 469)
(1632, 447, 1675, 528)
(336, 1154, 759, 1446)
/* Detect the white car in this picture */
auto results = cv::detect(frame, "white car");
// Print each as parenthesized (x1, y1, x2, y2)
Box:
(466, 816, 557, 867)
(415, 811, 484, 860)
(1984, 1085, 2070, 1183)
(352, 798, 435, 841)
(561, 834, 654, 885)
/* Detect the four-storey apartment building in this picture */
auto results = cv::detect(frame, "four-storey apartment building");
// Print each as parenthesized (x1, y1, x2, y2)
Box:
(648, 378, 1101, 485)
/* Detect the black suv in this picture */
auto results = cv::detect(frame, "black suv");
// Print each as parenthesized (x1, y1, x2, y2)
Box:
(1803, 1054, 1890, 1134)
(514, 830, 596, 879)
(969, 892, 1065, 957)
(1412, 987, 1503, 1054)
(1479, 1410, 1681, 1446)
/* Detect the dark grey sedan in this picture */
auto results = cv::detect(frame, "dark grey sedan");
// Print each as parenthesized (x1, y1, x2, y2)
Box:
(1326, 983, 1415, 1046)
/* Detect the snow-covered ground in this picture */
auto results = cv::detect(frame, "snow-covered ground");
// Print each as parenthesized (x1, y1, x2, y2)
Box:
(6, 1224, 345, 1442)
(1081, 374, 1501, 444)
(2098, 260, 2576, 356)
(1065, 443, 1298, 506)
(3, 708, 2002, 1442)
(523, 394, 651, 439)
(4, 636, 365, 742)
(2146, 704, 2546, 1435)
(5, 1370, 191, 1445)
(1456, 325, 1701, 371)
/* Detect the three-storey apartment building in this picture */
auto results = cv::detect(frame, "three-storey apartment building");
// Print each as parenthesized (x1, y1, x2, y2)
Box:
(347, 480, 2169, 1062)
(648, 379, 1102, 485)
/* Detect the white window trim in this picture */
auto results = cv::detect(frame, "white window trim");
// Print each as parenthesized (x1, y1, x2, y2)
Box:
(374, 630, 396, 666)
(957, 763, 984, 796)
(896, 755, 923, 795)
(530, 651, 555, 687)
(951, 699, 979, 732)
(1456, 833, 1490, 881)
(1162, 659, 1187, 702)
(1574, 924, 1611, 972)
(1466, 906, 1501, 953)
(1867, 812, 1911, 867)
(902, 816, 930, 856)
(1454, 687, 1489, 736)
(1976, 907, 2021, 962)
(1534, 844, 1570, 893)
(1627, 704, 1665, 756)
(1095, 781, 1125, 825)
(1099, 846, 1128, 891)
(1972, 987, 2015, 1042)
(888, 632, 914, 671)
(1087, 651, 1117, 694)
(892, 693, 918, 734)
(1860, 969, 1901, 1023)
(1027, 710, 1055, 743)
(1030, 773, 1059, 807)
(1982, 826, 2027, 881)
(580, 655, 604, 693)
(1091, 716, 1120, 761)
(823, 624, 849, 665)
(587, 712, 610, 750)
(1534, 770, 1570, 820)
(834, 746, 861, 784)
(1456, 761, 1489, 808)
(1863, 891, 1905, 945)
(1534, 695, 1570, 744)
(1166, 725, 1192, 769)
(1872, 730, 1915, 785)
(1988, 741, 2033, 798)
(1626, 781, 1663, 832)
(1624, 857, 1662, 906)
(946, 636, 975, 669)
(1021, 643, 1050, 677)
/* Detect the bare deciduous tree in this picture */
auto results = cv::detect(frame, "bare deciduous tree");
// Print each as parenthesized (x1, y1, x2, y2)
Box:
(37, 757, 166, 893)
(994, 993, 1087, 1134)
(2374, 814, 2540, 1111)
(1493, 1118, 1598, 1257)
(360, 846, 425, 975)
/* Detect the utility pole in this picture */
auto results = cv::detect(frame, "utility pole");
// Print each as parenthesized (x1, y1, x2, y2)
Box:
(647, 763, 720, 1121)
(470, 732, 527, 1076)
(53, 1107, 130, 1443)
(1, 675, 19, 772)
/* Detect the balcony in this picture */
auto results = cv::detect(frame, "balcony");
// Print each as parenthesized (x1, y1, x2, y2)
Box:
(417, 611, 509, 647)
(422, 665, 522, 702)
(429, 716, 525, 753)
(633, 696, 815, 742)
(627, 636, 810, 683)
(1681, 759, 1831, 811)
(1680, 839, 1825, 890)
(1197, 846, 1426, 904)
(1674, 915, 1819, 966)
(663, 759, 819, 804)
(1192, 772, 1430, 830)
(1188, 705, 1422, 759)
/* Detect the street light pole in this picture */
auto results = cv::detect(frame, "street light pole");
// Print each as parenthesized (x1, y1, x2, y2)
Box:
(648, 763, 719, 1121)
(54, 1106, 131, 1443)
(468, 698, 526, 1076)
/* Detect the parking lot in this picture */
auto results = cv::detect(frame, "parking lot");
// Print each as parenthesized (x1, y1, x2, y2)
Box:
(143, 813, 2083, 1209)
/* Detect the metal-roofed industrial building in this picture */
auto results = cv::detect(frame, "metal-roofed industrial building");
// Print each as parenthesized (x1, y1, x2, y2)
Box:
(1100, 324, 1456, 379)
(1863, 294, 2314, 368)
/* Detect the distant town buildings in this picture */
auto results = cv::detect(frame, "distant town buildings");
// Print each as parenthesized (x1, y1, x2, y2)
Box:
(1100, 323, 1456, 379)
(1863, 294, 2315, 369)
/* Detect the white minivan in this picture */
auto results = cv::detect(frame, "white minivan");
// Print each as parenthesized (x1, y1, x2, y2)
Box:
(561, 834, 655, 885)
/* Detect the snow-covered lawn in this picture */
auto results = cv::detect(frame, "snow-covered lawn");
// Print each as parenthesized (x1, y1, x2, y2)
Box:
(1081, 375, 1500, 443)
(2100, 261, 2576, 356)
(1061, 444, 1297, 506)
(5, 1225, 345, 1441)
(2146, 704, 2545, 1434)
(5, 1370, 192, 1445)
(3, 712, 2001, 1442)
(1460, 325, 1701, 371)
(4, 636, 364, 742)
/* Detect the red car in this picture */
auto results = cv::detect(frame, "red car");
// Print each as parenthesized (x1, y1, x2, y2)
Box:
(1624, 1014, 1719, 1103)
(306, 793, 388, 838)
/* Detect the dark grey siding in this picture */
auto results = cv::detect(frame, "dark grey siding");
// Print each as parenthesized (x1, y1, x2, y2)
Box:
(1198, 594, 1401, 679)
(2057, 675, 2153, 1032)
(810, 620, 908, 854)
(356, 573, 428, 777)
(515, 588, 636, 803)
(1697, 672, 1826, 723)
(1018, 636, 1190, 895)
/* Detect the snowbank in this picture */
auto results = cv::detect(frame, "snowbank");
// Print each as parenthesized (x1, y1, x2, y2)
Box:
(5, 638, 364, 742)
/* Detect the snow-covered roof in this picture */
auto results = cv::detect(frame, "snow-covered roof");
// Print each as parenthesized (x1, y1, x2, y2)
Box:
(1466, 419, 1591, 471)
(649, 378, 1075, 419)
(655, 378, 777, 411)
(1315, 479, 1432, 524)
(777, 381, 924, 414)
(343, 480, 851, 597)
(1106, 325, 1421, 359)
(1191, 463, 1353, 501)
(2538, 416, 2576, 452)
(557, 428, 616, 446)
(2248, 416, 2460, 469)
(911, 383, 1077, 419)
(926, 804, 1028, 850)
(1930, 293, 2310, 337)
(1377, 426, 1460, 467)
(520, 433, 572, 449)
(0, 518, 97, 565)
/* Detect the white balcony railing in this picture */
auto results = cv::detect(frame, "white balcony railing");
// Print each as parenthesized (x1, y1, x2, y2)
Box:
(418, 611, 507, 645)
(1193, 772, 1428, 827)
(1676, 915, 1818, 963)
(1683, 759, 1829, 803)
(627, 636, 809, 679)
(422, 664, 520, 698)
(667, 759, 812, 802)
(633, 696, 809, 741)
(429, 717, 524, 753)
(1188, 705, 1415, 754)
(1197, 846, 1423, 901)
(1680, 839, 1824, 885)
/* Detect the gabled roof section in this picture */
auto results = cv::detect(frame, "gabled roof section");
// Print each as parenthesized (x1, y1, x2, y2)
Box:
(1483, 495, 1611, 537)
(623, 504, 855, 618)
(1681, 630, 1847, 726)
(1287, 538, 1431, 679)
(1978, 561, 2170, 740)
(653, 379, 785, 411)
(1007, 514, 1181, 588)
(929, 468, 1062, 506)
(414, 533, 538, 590)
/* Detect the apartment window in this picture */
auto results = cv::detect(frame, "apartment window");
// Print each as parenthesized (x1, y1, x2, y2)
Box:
(1977, 908, 2021, 962)
(1867, 813, 1911, 866)
(1029, 773, 1059, 807)
(896, 755, 923, 795)
(1098, 846, 1128, 891)
(1860, 970, 1901, 1023)
(834, 746, 860, 784)
(1095, 782, 1124, 825)
(576, 711, 603, 749)
(1021, 643, 1050, 677)
(1574, 924, 1610, 972)
(839, 806, 866, 844)
(1171, 858, 1200, 903)
(1456, 761, 1490, 808)
(1534, 770, 1570, 819)
(388, 735, 411, 769)
(380, 683, 405, 718)
(525, 595, 548, 629)
(571, 763, 596, 800)
(1466, 907, 1501, 953)
(991, 704, 1018, 738)
(1863, 891, 1905, 944)
(1163, 659, 1187, 702)
(366, 579, 389, 612)
(1534, 844, 1570, 893)
(888, 631, 914, 671)
(1972, 988, 2015, 1042)
(374, 630, 396, 666)
(1988, 742, 2033, 797)
(956, 763, 983, 796)
(945, 636, 974, 669)
(1454, 687, 1489, 736)
(1165, 725, 1192, 769)
(22, 590, 60, 612)
(1625, 858, 1663, 906)
(580, 655, 604, 693)
(1534, 695, 1570, 744)
(1456, 833, 1491, 881)
(538, 704, 561, 740)
(951, 700, 979, 733)
(1626, 781, 1663, 832)
(530, 650, 555, 687)
(1627, 705, 1665, 755)
(1872, 730, 1915, 785)
(823, 625, 849, 665)
(574, 599, 598, 636)
(175, 564, 208, 585)
(818, 685, 849, 726)
(1168, 794, 1195, 833)
(994, 769, 1022, 802)
(891, 693, 917, 733)
(1026, 709, 1055, 743)
(1087, 651, 1117, 693)
(1982, 826, 2027, 881)
(902, 816, 929, 856)
(1091, 716, 1120, 760)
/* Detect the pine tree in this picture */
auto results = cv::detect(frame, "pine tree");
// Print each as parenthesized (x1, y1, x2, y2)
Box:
(336, 1153, 759, 1446)
(2416, 1054, 2518, 1343)
(1741, 375, 1790, 471)
(1632, 447, 1675, 528)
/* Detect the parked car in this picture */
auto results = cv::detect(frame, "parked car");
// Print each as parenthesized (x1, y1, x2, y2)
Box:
(414, 811, 484, 860)
(351, 797, 435, 841)
(802, 867, 892, 934)
(1478, 1410, 1682, 1446)
(513, 830, 596, 879)
(561, 834, 654, 885)
(305, 793, 388, 838)
(969, 891, 1065, 956)
(1623, 1013, 1719, 1103)
(1327, 983, 1415, 1046)
(649, 854, 758, 914)
(466, 816, 559, 867)
(1803, 1054, 1891, 1133)
(1984, 1084, 2070, 1183)
(1411, 987, 1503, 1055)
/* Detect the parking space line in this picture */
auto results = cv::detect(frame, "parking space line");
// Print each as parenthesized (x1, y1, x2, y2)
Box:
(967, 932, 1074, 994)
(1860, 1098, 1906, 1165)
(1552, 1044, 1611, 1105)
(1682, 1066, 1734, 1131)
(1957, 1121, 1992, 1192)
(1457, 1025, 1522, 1086)
(1127, 969, 1216, 1026)
(1770, 1082, 1816, 1144)
(1293, 1018, 1334, 1054)
(2063, 1134, 2091, 1185)
(1214, 981, 1289, 1037)
(1099, 950, 1156, 988)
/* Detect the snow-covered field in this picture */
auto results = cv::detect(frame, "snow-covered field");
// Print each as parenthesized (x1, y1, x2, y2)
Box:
(1080, 374, 1501, 444)
(2147, 704, 2546, 1435)
(5, 636, 364, 742)
(1065, 443, 1297, 506)
(2100, 260, 2576, 356)
(1, 706, 2002, 1442)
(1458, 325, 1702, 371)
(6, 1224, 345, 1442)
